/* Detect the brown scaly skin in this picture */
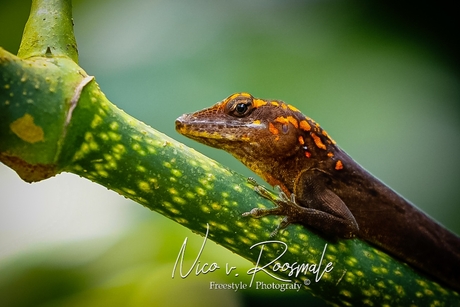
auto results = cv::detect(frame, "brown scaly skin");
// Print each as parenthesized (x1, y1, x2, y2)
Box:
(175, 92, 460, 292)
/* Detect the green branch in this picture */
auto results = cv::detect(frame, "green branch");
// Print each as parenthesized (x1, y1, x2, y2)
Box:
(0, 0, 458, 305)
(17, 0, 78, 62)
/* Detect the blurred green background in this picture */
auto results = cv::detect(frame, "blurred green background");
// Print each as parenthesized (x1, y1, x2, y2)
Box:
(0, 0, 459, 306)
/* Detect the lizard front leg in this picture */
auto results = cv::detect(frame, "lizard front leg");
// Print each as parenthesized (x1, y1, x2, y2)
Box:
(244, 178, 359, 238)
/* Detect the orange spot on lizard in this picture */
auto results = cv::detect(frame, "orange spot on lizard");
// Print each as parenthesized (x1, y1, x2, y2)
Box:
(299, 120, 311, 132)
(274, 116, 298, 129)
(287, 104, 300, 112)
(269, 122, 279, 135)
(286, 116, 299, 128)
(335, 160, 343, 170)
(298, 136, 305, 145)
(310, 132, 327, 150)
(274, 116, 287, 124)
(322, 129, 336, 145)
(253, 98, 268, 108)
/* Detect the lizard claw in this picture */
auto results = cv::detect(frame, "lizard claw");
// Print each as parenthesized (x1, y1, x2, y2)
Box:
(244, 178, 297, 236)
(268, 217, 291, 237)
(242, 208, 262, 217)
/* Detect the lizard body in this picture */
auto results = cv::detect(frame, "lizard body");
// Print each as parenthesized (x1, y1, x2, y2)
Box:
(175, 92, 460, 291)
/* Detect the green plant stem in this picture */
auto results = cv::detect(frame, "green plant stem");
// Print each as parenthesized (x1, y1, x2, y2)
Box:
(18, 0, 78, 62)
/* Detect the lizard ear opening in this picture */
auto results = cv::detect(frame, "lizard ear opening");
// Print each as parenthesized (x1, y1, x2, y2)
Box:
(225, 95, 255, 118)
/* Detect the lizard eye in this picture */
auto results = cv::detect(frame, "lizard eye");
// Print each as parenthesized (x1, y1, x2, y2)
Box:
(235, 103, 248, 115)
(227, 97, 254, 117)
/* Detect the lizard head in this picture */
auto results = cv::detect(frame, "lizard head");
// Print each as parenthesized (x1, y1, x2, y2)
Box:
(175, 92, 306, 159)
(176, 93, 333, 164)
(176, 93, 343, 190)
(176, 92, 339, 187)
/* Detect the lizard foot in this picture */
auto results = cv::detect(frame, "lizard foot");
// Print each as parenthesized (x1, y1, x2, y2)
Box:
(243, 178, 359, 238)
(243, 178, 305, 237)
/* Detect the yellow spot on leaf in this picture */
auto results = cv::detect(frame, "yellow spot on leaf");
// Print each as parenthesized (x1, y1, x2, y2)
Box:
(168, 188, 179, 195)
(340, 290, 352, 298)
(171, 169, 182, 177)
(376, 281, 386, 288)
(99, 132, 109, 141)
(108, 131, 121, 141)
(169, 207, 180, 214)
(201, 205, 211, 213)
(107, 160, 117, 169)
(10, 113, 44, 143)
(394, 284, 405, 296)
(218, 224, 229, 231)
(138, 181, 151, 192)
(173, 196, 186, 205)
(415, 279, 429, 287)
(362, 299, 373, 306)
(176, 217, 188, 224)
(91, 114, 103, 129)
(123, 187, 136, 195)
(147, 146, 156, 154)
(109, 121, 119, 130)
(184, 191, 195, 199)
(163, 162, 172, 168)
(240, 237, 251, 245)
(233, 185, 243, 192)
(195, 187, 206, 195)
(211, 202, 222, 210)
(97, 170, 109, 178)
(89, 141, 99, 151)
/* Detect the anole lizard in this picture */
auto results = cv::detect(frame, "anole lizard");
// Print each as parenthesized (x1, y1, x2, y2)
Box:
(175, 92, 460, 292)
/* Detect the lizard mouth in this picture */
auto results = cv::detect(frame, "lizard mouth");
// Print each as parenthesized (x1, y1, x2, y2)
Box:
(175, 114, 266, 146)
(175, 115, 239, 140)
